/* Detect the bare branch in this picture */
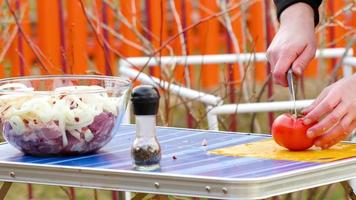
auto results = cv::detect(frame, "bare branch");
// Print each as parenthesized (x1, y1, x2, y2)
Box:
(4, 0, 59, 74)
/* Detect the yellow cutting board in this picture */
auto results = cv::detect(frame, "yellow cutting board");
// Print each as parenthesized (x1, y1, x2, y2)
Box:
(209, 139, 356, 163)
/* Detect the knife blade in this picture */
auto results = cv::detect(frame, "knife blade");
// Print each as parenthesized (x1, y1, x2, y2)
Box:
(287, 68, 297, 117)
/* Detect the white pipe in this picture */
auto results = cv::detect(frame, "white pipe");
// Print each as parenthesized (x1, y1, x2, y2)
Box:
(315, 48, 353, 59)
(120, 53, 266, 66)
(206, 106, 219, 130)
(209, 100, 314, 115)
(117, 49, 353, 125)
(343, 57, 356, 66)
(119, 48, 353, 67)
(119, 65, 222, 106)
(343, 65, 353, 77)
(342, 57, 356, 77)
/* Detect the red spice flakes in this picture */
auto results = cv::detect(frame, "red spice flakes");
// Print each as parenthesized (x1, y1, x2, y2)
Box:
(59, 95, 66, 99)
(23, 119, 29, 125)
(70, 102, 78, 110)
(172, 155, 177, 160)
(33, 119, 38, 124)
(52, 101, 56, 104)
(74, 117, 80, 122)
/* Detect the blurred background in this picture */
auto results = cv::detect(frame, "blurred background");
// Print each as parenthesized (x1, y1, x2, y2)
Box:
(0, 0, 355, 199)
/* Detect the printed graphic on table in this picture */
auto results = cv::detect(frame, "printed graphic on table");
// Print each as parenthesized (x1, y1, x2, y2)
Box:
(2, 126, 356, 179)
(209, 139, 356, 163)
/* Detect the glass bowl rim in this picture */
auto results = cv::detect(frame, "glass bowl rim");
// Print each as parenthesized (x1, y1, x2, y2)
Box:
(0, 75, 131, 95)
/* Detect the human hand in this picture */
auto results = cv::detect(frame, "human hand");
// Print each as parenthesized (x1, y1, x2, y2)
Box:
(302, 75, 356, 149)
(267, 3, 317, 86)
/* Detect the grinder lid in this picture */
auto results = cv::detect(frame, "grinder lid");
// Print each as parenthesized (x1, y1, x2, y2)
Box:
(131, 85, 160, 115)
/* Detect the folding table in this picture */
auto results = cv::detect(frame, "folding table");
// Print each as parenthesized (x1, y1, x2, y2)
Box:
(1, 125, 356, 199)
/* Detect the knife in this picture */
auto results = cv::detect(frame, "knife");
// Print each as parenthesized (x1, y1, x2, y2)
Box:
(287, 68, 297, 117)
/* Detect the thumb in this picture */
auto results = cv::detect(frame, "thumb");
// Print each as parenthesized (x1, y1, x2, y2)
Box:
(291, 45, 316, 76)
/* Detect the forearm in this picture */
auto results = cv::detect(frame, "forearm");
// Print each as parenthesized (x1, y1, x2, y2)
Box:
(274, 0, 322, 26)
(280, 3, 314, 29)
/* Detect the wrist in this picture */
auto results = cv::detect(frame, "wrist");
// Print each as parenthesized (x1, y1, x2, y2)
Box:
(280, 2, 315, 27)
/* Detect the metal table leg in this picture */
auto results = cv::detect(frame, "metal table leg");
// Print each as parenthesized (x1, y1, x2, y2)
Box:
(117, 191, 131, 200)
(341, 181, 356, 200)
(0, 182, 12, 200)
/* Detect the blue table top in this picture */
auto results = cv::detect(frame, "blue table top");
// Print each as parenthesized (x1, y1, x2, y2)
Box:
(0, 125, 321, 179)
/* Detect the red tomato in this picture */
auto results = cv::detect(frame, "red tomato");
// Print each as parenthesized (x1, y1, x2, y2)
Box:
(272, 113, 315, 151)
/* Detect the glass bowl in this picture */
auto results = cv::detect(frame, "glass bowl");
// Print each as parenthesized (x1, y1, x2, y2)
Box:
(0, 75, 131, 156)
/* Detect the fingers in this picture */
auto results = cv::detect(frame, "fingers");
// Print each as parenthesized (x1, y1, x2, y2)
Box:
(306, 102, 347, 138)
(302, 87, 331, 114)
(314, 120, 356, 149)
(266, 47, 277, 70)
(268, 44, 314, 87)
(340, 113, 354, 131)
(272, 51, 297, 87)
(291, 45, 316, 76)
(303, 92, 341, 125)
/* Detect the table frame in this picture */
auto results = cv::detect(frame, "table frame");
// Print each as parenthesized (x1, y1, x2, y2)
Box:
(1, 158, 356, 199)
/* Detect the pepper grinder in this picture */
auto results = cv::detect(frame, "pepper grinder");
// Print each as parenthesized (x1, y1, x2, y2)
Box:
(131, 85, 161, 171)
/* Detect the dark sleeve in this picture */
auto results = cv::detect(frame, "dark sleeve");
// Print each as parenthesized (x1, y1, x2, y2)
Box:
(274, 0, 322, 26)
